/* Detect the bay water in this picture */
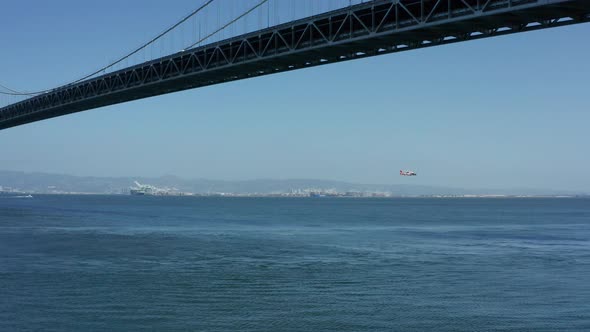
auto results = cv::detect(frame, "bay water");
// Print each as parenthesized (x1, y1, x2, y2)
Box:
(1, 196, 589, 331)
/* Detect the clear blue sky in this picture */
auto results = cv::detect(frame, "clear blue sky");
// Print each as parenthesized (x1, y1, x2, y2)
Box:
(0, 0, 589, 192)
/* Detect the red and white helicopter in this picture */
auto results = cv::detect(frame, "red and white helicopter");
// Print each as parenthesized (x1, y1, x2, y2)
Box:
(400, 170, 417, 176)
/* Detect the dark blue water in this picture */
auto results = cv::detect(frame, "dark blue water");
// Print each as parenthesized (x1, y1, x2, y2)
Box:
(1, 196, 589, 331)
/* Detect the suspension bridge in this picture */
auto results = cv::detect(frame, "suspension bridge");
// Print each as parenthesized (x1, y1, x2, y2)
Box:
(0, 0, 589, 131)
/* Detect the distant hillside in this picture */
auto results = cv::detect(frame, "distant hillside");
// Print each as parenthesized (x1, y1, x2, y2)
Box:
(0, 170, 583, 196)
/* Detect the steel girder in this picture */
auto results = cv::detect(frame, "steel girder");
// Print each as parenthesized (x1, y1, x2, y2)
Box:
(1, 0, 589, 130)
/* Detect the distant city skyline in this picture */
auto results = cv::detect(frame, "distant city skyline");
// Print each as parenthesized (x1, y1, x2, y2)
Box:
(0, 0, 589, 192)
(0, 170, 586, 197)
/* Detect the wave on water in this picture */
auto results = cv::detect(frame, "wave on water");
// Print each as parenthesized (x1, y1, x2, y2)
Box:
(10, 195, 33, 199)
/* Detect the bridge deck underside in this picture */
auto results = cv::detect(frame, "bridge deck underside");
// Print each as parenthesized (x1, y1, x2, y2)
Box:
(1, 0, 589, 130)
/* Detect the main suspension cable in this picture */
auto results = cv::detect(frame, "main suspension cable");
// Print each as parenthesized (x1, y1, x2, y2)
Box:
(184, 0, 269, 50)
(0, 0, 216, 97)
(0, 82, 25, 95)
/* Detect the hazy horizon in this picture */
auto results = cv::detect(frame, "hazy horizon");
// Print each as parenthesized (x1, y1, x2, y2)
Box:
(0, 169, 586, 194)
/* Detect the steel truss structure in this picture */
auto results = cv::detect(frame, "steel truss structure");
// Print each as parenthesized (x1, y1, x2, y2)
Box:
(1, 0, 589, 130)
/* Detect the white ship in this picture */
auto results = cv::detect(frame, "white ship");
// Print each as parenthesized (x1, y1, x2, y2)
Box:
(129, 181, 188, 196)
(130, 181, 157, 195)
